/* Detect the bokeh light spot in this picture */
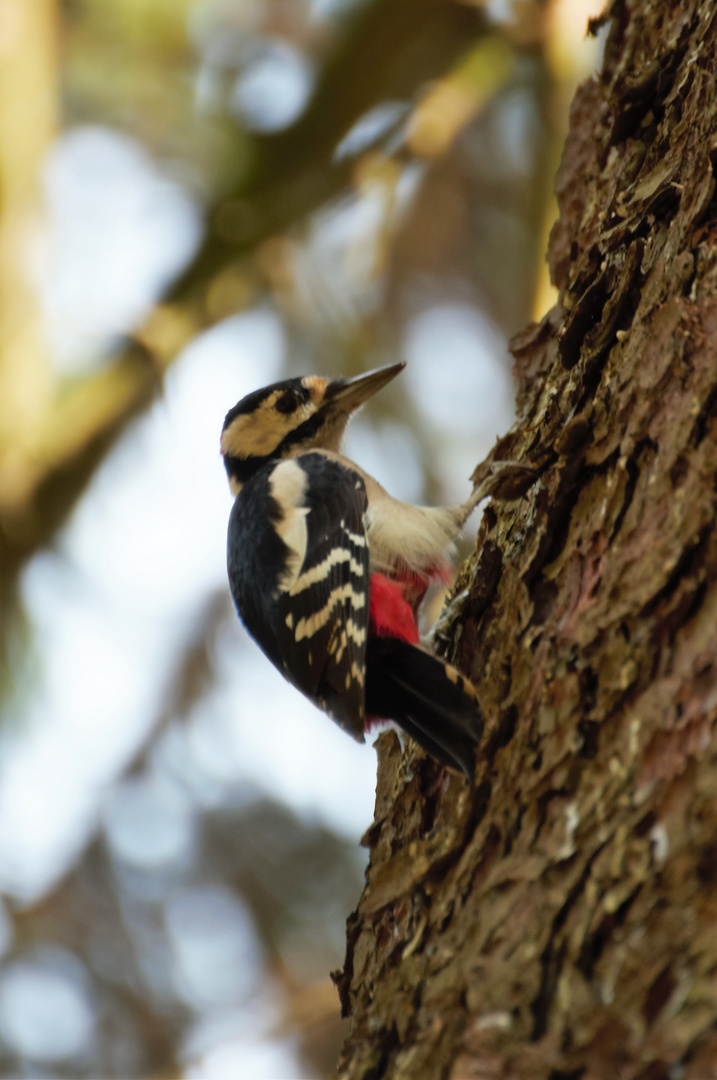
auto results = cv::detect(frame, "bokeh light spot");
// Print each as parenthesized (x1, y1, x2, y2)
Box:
(0, 954, 94, 1062)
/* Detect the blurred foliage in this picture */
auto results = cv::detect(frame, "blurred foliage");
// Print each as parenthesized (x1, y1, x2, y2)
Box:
(0, 0, 603, 1075)
(2, 798, 363, 1078)
(0, 0, 566, 578)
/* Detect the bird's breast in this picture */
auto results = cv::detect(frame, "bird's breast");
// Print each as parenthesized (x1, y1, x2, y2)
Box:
(363, 488, 462, 581)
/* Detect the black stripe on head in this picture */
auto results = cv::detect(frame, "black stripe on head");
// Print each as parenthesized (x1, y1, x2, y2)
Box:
(224, 451, 273, 488)
(275, 410, 324, 453)
(224, 411, 327, 487)
(222, 378, 309, 432)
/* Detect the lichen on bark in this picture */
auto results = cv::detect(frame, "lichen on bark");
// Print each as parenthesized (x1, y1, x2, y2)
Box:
(335, 2, 717, 1077)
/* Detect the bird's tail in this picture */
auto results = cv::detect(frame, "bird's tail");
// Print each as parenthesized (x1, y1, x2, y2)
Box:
(365, 637, 483, 779)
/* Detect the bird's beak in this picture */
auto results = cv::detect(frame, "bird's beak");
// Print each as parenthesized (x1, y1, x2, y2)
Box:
(322, 362, 406, 415)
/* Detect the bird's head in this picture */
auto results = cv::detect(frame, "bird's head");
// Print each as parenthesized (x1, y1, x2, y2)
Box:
(221, 362, 405, 494)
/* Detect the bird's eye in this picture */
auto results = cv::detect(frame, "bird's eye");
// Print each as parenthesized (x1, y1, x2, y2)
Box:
(276, 392, 299, 414)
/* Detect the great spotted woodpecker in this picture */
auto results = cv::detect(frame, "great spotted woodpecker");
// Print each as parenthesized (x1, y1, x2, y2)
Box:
(221, 362, 483, 778)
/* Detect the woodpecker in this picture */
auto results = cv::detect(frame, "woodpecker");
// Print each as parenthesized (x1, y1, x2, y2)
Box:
(221, 362, 484, 778)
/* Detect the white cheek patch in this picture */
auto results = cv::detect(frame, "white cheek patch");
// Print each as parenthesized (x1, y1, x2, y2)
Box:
(270, 460, 309, 592)
(222, 406, 285, 458)
(221, 395, 318, 461)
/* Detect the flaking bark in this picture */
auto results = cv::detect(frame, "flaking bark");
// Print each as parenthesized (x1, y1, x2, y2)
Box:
(334, 2, 717, 1077)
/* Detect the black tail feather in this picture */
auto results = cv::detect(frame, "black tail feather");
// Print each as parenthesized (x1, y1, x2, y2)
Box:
(393, 712, 478, 779)
(365, 638, 483, 780)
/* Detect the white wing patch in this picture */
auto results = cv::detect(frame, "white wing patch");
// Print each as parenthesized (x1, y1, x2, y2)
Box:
(270, 459, 309, 593)
(345, 618, 366, 646)
(344, 527, 366, 548)
(293, 583, 366, 642)
(289, 547, 363, 594)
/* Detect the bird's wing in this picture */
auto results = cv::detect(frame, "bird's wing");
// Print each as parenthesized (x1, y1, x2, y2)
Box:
(228, 452, 370, 739)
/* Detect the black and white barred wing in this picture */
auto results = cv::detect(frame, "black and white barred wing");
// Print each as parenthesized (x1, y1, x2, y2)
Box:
(228, 452, 370, 739)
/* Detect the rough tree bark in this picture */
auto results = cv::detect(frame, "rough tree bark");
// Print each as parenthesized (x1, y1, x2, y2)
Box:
(334, 2, 717, 1077)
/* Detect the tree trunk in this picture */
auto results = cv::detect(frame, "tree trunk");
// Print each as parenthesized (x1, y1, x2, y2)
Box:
(334, 2, 717, 1077)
